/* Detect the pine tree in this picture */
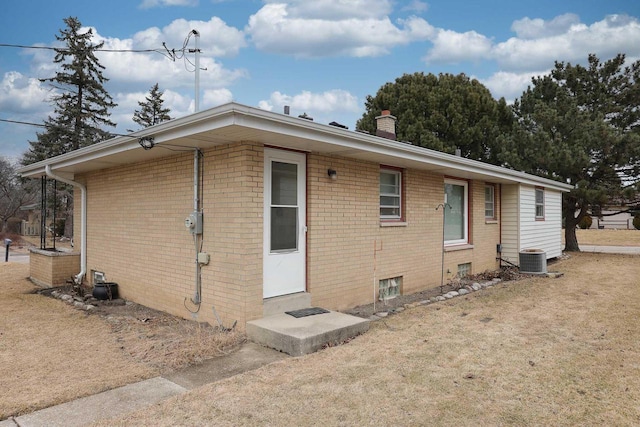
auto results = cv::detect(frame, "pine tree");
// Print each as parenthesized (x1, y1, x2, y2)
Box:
(133, 83, 172, 128)
(500, 54, 640, 251)
(356, 72, 513, 163)
(22, 16, 116, 165)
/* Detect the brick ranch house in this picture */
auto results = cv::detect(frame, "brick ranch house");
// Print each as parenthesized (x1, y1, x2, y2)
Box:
(19, 103, 573, 330)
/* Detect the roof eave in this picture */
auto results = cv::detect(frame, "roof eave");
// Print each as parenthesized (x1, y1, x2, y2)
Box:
(17, 102, 574, 192)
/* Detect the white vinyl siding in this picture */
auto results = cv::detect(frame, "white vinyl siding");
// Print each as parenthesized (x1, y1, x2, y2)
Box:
(501, 184, 563, 264)
(500, 184, 520, 264)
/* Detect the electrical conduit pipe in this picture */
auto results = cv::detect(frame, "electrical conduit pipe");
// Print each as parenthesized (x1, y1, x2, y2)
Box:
(45, 165, 86, 285)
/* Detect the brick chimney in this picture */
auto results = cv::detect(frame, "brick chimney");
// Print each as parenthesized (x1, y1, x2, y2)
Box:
(375, 110, 397, 140)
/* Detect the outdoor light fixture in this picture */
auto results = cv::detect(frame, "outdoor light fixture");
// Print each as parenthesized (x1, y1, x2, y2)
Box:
(138, 137, 155, 150)
(327, 169, 337, 180)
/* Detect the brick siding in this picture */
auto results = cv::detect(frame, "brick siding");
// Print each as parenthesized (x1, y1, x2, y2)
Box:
(75, 143, 501, 328)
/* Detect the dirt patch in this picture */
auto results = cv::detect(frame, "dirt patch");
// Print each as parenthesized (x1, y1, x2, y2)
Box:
(39, 285, 246, 372)
(0, 263, 244, 420)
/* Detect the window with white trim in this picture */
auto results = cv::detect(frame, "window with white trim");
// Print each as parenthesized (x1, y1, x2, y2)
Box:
(444, 179, 468, 245)
(535, 188, 545, 219)
(485, 185, 495, 219)
(380, 169, 402, 219)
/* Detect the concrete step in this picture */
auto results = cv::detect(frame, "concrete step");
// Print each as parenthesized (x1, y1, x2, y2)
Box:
(263, 292, 312, 317)
(246, 311, 370, 357)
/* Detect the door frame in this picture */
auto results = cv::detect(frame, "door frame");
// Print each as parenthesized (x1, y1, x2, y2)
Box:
(263, 148, 307, 298)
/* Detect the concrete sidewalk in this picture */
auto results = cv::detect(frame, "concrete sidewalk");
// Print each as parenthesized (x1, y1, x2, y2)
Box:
(0, 342, 288, 427)
(579, 245, 640, 255)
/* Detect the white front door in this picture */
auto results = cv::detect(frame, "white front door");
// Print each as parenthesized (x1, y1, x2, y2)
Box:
(263, 148, 306, 298)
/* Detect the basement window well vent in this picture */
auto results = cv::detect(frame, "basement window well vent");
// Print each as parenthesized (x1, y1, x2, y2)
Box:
(457, 263, 471, 277)
(92, 270, 106, 285)
(379, 276, 402, 301)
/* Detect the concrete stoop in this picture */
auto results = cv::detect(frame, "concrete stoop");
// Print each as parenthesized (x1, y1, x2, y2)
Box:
(263, 292, 311, 317)
(246, 311, 370, 357)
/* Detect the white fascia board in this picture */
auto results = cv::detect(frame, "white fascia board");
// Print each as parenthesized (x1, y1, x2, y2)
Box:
(17, 102, 574, 192)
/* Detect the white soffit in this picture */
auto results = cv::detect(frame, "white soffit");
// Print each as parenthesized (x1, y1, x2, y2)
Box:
(18, 102, 573, 192)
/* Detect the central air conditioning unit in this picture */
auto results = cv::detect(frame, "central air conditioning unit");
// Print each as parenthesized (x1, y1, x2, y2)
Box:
(519, 249, 547, 274)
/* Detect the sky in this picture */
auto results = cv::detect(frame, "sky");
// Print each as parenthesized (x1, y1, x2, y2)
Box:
(1, 0, 639, 162)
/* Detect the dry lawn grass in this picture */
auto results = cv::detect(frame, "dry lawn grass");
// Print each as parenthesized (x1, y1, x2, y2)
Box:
(571, 228, 640, 246)
(98, 253, 640, 427)
(0, 263, 244, 420)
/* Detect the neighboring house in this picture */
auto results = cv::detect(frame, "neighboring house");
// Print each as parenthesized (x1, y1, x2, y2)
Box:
(18, 103, 572, 330)
(20, 203, 41, 236)
(589, 207, 635, 230)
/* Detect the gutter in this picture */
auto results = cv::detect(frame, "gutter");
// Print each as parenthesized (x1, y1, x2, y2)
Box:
(45, 165, 86, 285)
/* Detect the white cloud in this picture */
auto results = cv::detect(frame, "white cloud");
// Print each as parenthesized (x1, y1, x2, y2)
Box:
(86, 20, 248, 90)
(202, 88, 233, 107)
(479, 70, 550, 102)
(139, 0, 198, 9)
(263, 0, 394, 20)
(424, 29, 492, 63)
(422, 13, 640, 73)
(401, 0, 428, 14)
(0, 72, 53, 113)
(511, 13, 581, 39)
(259, 89, 359, 124)
(492, 14, 640, 71)
(246, 2, 433, 58)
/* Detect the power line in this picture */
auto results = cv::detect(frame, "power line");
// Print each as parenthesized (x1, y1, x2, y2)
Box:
(0, 118, 46, 128)
(0, 42, 186, 54)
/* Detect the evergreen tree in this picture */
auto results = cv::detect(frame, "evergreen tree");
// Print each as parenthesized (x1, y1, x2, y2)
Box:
(356, 72, 513, 163)
(133, 83, 172, 128)
(22, 16, 116, 165)
(500, 54, 640, 251)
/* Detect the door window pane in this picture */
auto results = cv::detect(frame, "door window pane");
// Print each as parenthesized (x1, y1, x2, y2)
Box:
(271, 162, 297, 206)
(271, 207, 298, 251)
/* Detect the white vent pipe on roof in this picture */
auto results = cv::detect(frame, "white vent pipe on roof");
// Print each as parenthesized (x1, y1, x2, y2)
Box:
(45, 165, 86, 285)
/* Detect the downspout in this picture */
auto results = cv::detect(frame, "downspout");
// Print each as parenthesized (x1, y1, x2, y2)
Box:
(192, 149, 202, 305)
(45, 165, 86, 284)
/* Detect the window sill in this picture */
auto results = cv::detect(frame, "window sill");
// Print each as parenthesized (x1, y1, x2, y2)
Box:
(444, 244, 475, 252)
(485, 219, 498, 224)
(380, 221, 408, 227)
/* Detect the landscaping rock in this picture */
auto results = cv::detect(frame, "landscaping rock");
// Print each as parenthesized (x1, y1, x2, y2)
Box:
(375, 312, 389, 318)
(471, 283, 481, 291)
(435, 296, 446, 302)
(458, 289, 469, 295)
(419, 300, 430, 305)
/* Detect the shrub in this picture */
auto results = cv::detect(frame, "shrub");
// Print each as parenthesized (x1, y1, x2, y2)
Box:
(578, 216, 593, 229)
(633, 215, 640, 230)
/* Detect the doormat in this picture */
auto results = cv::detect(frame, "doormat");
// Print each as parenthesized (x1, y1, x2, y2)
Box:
(285, 307, 330, 318)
